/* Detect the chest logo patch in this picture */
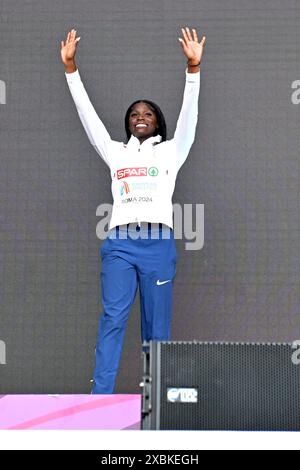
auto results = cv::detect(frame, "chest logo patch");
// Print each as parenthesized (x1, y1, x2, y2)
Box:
(117, 167, 147, 179)
(148, 167, 159, 177)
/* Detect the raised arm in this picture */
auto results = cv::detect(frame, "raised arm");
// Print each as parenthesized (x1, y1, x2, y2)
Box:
(173, 27, 206, 170)
(60, 29, 112, 167)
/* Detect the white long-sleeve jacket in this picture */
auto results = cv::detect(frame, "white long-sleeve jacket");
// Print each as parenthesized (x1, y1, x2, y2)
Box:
(65, 68, 200, 229)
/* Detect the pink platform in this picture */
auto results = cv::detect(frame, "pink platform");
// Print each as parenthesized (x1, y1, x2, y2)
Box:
(0, 395, 141, 430)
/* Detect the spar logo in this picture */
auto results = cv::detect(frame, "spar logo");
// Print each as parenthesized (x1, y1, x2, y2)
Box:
(117, 167, 159, 180)
(117, 167, 147, 180)
(148, 167, 158, 177)
(120, 181, 130, 196)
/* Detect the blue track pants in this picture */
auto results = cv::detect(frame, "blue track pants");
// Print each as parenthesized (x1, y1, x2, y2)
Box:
(92, 223, 177, 394)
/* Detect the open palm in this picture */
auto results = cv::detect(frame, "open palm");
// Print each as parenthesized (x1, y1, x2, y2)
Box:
(179, 27, 206, 65)
(60, 29, 80, 65)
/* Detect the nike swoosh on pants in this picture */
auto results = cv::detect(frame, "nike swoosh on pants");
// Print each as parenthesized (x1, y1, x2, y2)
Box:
(156, 280, 171, 286)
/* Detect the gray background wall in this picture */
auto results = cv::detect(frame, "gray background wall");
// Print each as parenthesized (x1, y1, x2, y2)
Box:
(0, 0, 299, 393)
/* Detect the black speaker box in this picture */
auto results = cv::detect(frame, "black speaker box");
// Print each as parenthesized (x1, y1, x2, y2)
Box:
(141, 341, 300, 430)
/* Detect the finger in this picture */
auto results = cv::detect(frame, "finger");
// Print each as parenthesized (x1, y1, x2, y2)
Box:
(75, 37, 81, 43)
(61, 40, 65, 49)
(68, 29, 75, 43)
(181, 27, 189, 45)
(66, 31, 72, 43)
(200, 36, 206, 47)
(185, 27, 193, 41)
(192, 28, 198, 42)
(178, 37, 184, 48)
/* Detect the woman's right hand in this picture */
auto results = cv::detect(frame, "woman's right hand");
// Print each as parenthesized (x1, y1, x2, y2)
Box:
(60, 29, 81, 66)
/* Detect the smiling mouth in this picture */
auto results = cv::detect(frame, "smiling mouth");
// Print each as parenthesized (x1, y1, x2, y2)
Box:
(135, 124, 148, 128)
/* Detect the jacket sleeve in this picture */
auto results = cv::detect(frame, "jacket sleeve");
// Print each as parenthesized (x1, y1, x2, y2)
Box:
(65, 69, 112, 167)
(172, 69, 200, 171)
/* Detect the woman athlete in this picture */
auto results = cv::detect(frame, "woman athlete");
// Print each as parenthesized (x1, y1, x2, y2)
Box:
(60, 26, 205, 394)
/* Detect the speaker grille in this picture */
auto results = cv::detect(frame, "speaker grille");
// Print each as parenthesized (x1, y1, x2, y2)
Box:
(158, 342, 300, 430)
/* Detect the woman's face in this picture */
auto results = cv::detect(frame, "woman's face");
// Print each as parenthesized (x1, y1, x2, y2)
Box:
(128, 102, 158, 143)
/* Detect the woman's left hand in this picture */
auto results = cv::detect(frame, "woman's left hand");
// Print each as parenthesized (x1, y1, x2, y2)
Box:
(178, 27, 206, 65)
